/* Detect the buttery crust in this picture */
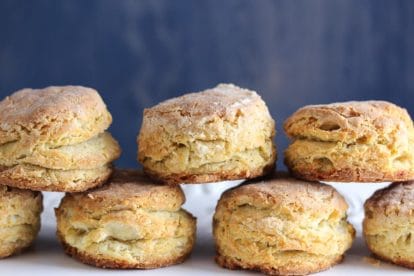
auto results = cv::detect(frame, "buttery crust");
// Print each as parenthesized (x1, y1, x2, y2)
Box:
(284, 101, 414, 182)
(363, 181, 414, 269)
(0, 185, 43, 258)
(0, 164, 112, 192)
(55, 169, 196, 269)
(138, 83, 276, 185)
(213, 173, 355, 275)
(0, 86, 112, 148)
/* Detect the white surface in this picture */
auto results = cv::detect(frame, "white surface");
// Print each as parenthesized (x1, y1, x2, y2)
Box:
(1, 181, 413, 275)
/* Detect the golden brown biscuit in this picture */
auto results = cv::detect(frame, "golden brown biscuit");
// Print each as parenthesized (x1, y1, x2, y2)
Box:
(55, 170, 196, 269)
(0, 86, 121, 192)
(138, 83, 276, 185)
(364, 181, 414, 268)
(284, 101, 414, 182)
(0, 185, 42, 258)
(213, 173, 355, 275)
(0, 86, 112, 148)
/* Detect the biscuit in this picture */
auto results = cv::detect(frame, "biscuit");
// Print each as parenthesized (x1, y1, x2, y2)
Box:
(55, 170, 196, 269)
(138, 83, 276, 185)
(284, 101, 414, 182)
(0, 185, 42, 258)
(0, 86, 121, 192)
(0, 86, 112, 148)
(213, 174, 355, 275)
(364, 181, 414, 268)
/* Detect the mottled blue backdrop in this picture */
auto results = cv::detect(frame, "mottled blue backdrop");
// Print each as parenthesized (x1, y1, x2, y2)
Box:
(0, 0, 413, 169)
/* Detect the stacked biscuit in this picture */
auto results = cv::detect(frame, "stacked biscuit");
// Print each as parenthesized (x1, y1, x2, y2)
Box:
(0, 85, 197, 269)
(138, 84, 356, 275)
(0, 86, 121, 192)
(0, 86, 121, 258)
(284, 101, 414, 270)
(2, 83, 413, 274)
(57, 83, 275, 269)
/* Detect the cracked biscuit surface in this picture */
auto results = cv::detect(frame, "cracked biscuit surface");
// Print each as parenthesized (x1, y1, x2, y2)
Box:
(0, 86, 112, 147)
(0, 86, 121, 191)
(55, 169, 196, 269)
(213, 174, 355, 275)
(138, 83, 276, 185)
(363, 181, 414, 269)
(0, 185, 42, 258)
(284, 101, 414, 182)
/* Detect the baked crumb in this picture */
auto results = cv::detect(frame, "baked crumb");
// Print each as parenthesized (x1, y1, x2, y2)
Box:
(363, 256, 381, 267)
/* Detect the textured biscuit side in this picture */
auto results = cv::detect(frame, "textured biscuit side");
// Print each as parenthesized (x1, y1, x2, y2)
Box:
(56, 214, 196, 269)
(0, 186, 42, 258)
(56, 187, 196, 268)
(213, 175, 355, 275)
(0, 132, 121, 170)
(59, 238, 193, 269)
(0, 164, 112, 192)
(143, 159, 275, 185)
(364, 216, 414, 269)
(285, 139, 414, 182)
(368, 251, 414, 269)
(138, 83, 276, 184)
(215, 251, 344, 276)
(363, 181, 414, 268)
(0, 86, 112, 147)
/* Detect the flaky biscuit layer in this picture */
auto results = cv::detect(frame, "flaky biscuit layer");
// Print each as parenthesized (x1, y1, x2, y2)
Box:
(0, 132, 120, 170)
(0, 164, 112, 192)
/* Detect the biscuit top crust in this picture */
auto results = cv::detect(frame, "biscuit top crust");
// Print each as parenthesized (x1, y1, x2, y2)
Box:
(68, 170, 185, 211)
(218, 173, 348, 212)
(284, 101, 413, 143)
(143, 83, 268, 123)
(0, 86, 112, 146)
(364, 181, 414, 216)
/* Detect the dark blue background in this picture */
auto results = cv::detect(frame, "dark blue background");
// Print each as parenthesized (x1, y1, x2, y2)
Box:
(1, 0, 413, 169)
